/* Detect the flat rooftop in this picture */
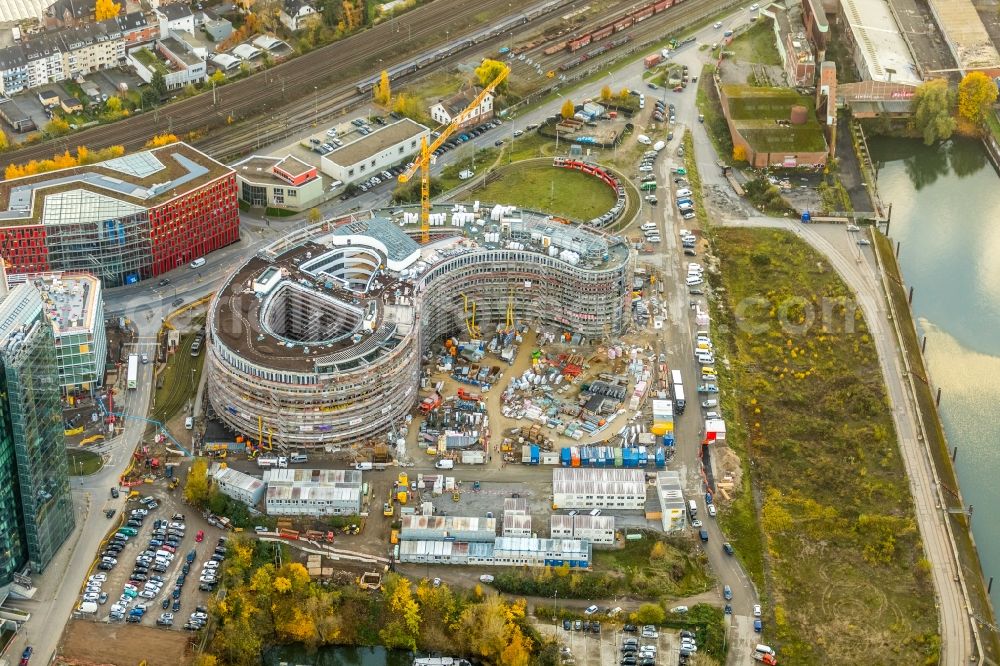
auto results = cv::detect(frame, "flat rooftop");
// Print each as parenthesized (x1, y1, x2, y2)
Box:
(0, 142, 233, 228)
(841, 0, 921, 85)
(925, 0, 1000, 71)
(324, 118, 428, 167)
(234, 155, 292, 187)
(32, 272, 101, 336)
(723, 85, 828, 153)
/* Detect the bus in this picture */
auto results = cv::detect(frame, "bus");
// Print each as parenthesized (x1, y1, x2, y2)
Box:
(640, 181, 657, 191)
(670, 369, 685, 412)
(126, 354, 138, 390)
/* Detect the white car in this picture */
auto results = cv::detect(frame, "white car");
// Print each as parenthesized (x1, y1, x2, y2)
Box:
(713, 21, 722, 28)
(479, 574, 495, 584)
(749, 3, 759, 9)
(168, 522, 185, 530)
(89, 573, 107, 583)
(584, 605, 599, 615)
(705, 411, 721, 419)
(83, 592, 100, 602)
(671, 606, 689, 614)
(846, 224, 860, 232)
(691, 520, 703, 528)
(681, 234, 697, 243)
(204, 561, 220, 569)
(708, 504, 717, 517)
(139, 590, 157, 599)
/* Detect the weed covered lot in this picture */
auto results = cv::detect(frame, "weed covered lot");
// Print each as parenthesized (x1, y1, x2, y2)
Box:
(470, 164, 617, 222)
(711, 228, 938, 664)
(492, 534, 713, 600)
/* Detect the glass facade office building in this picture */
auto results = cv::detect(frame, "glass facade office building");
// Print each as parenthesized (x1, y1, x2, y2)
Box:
(0, 283, 75, 577)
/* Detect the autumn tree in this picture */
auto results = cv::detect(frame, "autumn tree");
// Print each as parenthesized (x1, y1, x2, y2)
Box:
(379, 574, 421, 650)
(184, 459, 211, 506)
(45, 117, 70, 136)
(618, 87, 630, 100)
(307, 207, 322, 224)
(600, 85, 613, 101)
(560, 99, 575, 119)
(95, 0, 121, 20)
(474, 58, 509, 95)
(191, 656, 218, 666)
(632, 602, 666, 625)
(373, 69, 391, 106)
(912, 78, 956, 145)
(392, 92, 422, 119)
(210, 70, 226, 86)
(105, 96, 122, 113)
(732, 144, 747, 162)
(957, 71, 998, 127)
(146, 133, 179, 148)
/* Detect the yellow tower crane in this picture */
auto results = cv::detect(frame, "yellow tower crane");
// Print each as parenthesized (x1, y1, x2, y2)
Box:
(398, 62, 510, 244)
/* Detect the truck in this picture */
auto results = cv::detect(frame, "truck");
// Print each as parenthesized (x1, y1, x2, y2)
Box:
(257, 456, 287, 469)
(126, 354, 138, 390)
(419, 393, 442, 414)
(643, 53, 662, 69)
(752, 652, 777, 665)
(457, 388, 482, 401)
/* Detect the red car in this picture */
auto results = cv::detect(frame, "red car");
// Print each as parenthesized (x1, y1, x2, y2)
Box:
(195, 530, 204, 542)
(20, 647, 32, 666)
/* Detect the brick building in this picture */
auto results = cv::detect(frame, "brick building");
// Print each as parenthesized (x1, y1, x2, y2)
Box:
(0, 142, 239, 286)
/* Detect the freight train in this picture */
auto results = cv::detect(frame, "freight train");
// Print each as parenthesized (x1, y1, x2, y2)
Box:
(547, 0, 686, 55)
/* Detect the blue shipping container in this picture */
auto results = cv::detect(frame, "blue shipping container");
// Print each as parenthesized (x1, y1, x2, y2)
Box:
(530, 445, 540, 464)
(560, 448, 571, 466)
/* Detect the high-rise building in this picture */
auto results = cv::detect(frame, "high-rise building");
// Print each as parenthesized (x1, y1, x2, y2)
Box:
(0, 281, 75, 577)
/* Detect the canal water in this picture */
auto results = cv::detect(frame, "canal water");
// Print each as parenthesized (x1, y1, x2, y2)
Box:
(870, 135, 1000, 613)
(264, 645, 413, 665)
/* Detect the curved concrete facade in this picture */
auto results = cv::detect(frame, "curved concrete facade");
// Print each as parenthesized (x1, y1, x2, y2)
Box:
(206, 206, 632, 448)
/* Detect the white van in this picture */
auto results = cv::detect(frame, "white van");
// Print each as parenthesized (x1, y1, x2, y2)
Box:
(435, 459, 454, 470)
(676, 188, 693, 197)
(290, 453, 308, 464)
(184, 416, 193, 430)
(637, 134, 652, 145)
(755, 645, 775, 656)
(641, 222, 658, 231)
(190, 257, 206, 269)
(686, 276, 703, 286)
(355, 462, 373, 471)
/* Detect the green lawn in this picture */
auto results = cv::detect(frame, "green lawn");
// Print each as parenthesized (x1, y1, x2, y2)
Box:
(469, 163, 617, 221)
(67, 449, 102, 476)
(727, 21, 782, 66)
(710, 228, 938, 664)
(152, 330, 205, 424)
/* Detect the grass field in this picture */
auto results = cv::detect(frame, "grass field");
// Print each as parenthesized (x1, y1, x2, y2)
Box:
(696, 65, 734, 163)
(152, 330, 205, 424)
(727, 21, 782, 66)
(470, 163, 617, 221)
(67, 449, 102, 475)
(710, 228, 938, 664)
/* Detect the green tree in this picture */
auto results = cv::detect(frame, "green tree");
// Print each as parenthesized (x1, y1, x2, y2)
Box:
(184, 459, 211, 506)
(958, 71, 998, 127)
(379, 574, 421, 650)
(216, 616, 264, 666)
(45, 117, 71, 136)
(474, 58, 509, 95)
(150, 71, 168, 98)
(307, 207, 322, 224)
(210, 70, 226, 86)
(0, 128, 8, 152)
(560, 99, 575, 119)
(912, 79, 956, 145)
(631, 602, 666, 625)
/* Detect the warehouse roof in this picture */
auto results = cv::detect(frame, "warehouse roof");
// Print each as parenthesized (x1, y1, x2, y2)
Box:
(263, 467, 362, 486)
(925, 0, 1000, 71)
(552, 468, 646, 497)
(322, 118, 428, 168)
(400, 515, 497, 534)
(840, 0, 921, 84)
(266, 484, 359, 503)
(212, 465, 265, 494)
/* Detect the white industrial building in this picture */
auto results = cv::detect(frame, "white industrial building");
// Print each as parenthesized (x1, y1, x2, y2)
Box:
(550, 514, 615, 545)
(263, 468, 363, 516)
(400, 515, 497, 542)
(655, 471, 686, 532)
(397, 536, 590, 567)
(320, 118, 429, 184)
(552, 468, 646, 510)
(211, 465, 265, 507)
(502, 512, 532, 537)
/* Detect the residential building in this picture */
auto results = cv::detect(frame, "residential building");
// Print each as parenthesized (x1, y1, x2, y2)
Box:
(654, 471, 686, 532)
(429, 88, 494, 129)
(155, 3, 195, 39)
(0, 281, 76, 574)
(0, 46, 29, 96)
(45, 0, 97, 27)
(119, 11, 158, 46)
(0, 142, 239, 286)
(550, 514, 615, 545)
(59, 21, 125, 78)
(23, 34, 66, 89)
(263, 468, 363, 516)
(233, 154, 323, 211)
(211, 464, 265, 506)
(280, 0, 319, 31)
(552, 468, 646, 510)
(37, 89, 59, 107)
(60, 96, 82, 113)
(320, 118, 429, 184)
(769, 6, 815, 87)
(16, 272, 107, 395)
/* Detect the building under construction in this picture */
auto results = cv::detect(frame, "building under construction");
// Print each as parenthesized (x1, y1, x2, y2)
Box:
(206, 204, 633, 449)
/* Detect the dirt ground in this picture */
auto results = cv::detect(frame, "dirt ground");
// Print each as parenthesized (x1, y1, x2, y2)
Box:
(59, 620, 192, 666)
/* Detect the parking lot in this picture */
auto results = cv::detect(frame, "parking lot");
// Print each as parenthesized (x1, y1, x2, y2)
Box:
(80, 485, 228, 632)
(539, 620, 694, 666)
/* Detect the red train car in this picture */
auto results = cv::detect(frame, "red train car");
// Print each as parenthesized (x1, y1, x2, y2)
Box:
(568, 34, 592, 51)
(633, 6, 655, 22)
(591, 24, 614, 42)
(653, 0, 673, 13)
(614, 17, 633, 32)
(544, 42, 567, 55)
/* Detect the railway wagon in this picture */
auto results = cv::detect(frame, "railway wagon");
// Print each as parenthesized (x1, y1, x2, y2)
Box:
(567, 33, 592, 51)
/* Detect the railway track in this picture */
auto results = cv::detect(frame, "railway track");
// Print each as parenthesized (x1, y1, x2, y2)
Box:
(2, 0, 567, 165)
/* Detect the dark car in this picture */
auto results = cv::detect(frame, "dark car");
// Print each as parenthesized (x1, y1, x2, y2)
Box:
(172, 587, 181, 599)
(172, 599, 182, 612)
(684, 249, 697, 256)
(162, 598, 170, 609)
(591, 621, 600, 633)
(158, 279, 170, 287)
(110, 487, 119, 498)
(172, 297, 184, 307)
(98, 562, 114, 571)
(199, 583, 215, 592)
(20, 647, 32, 666)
